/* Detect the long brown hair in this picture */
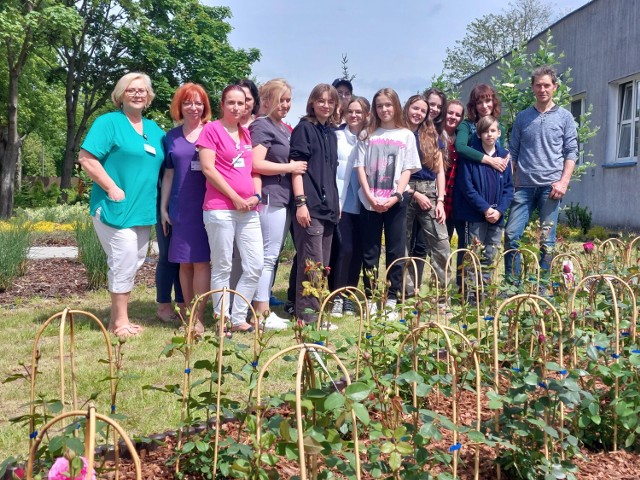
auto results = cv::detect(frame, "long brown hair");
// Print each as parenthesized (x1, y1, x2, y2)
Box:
(466, 84, 501, 122)
(368, 88, 406, 135)
(403, 95, 440, 173)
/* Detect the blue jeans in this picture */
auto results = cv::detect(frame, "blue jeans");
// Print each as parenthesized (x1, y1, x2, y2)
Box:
(504, 186, 560, 278)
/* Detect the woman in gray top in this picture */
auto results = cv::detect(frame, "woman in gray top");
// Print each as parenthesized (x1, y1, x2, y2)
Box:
(250, 78, 307, 329)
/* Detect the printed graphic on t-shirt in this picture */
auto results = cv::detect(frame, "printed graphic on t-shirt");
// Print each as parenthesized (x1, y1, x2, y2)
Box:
(366, 138, 405, 198)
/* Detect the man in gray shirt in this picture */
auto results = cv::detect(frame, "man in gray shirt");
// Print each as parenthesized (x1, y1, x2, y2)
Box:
(504, 65, 578, 279)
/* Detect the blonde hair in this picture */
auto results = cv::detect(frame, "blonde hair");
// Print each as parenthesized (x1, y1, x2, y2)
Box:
(403, 95, 440, 172)
(259, 78, 292, 117)
(111, 72, 155, 108)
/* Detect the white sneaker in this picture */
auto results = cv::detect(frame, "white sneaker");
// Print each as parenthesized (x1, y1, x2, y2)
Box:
(262, 312, 289, 331)
(321, 321, 339, 331)
(367, 301, 378, 316)
(386, 310, 400, 322)
(384, 299, 399, 321)
(331, 297, 344, 318)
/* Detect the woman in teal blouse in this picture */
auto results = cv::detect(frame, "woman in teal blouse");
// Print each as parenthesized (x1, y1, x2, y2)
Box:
(78, 72, 165, 338)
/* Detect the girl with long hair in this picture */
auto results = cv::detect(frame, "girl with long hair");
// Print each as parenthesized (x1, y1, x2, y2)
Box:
(355, 88, 421, 318)
(403, 94, 450, 291)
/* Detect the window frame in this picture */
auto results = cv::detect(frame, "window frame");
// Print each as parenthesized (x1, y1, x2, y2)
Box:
(614, 76, 640, 164)
(570, 94, 585, 164)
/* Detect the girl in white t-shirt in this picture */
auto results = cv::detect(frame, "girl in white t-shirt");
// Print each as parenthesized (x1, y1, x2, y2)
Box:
(354, 88, 421, 317)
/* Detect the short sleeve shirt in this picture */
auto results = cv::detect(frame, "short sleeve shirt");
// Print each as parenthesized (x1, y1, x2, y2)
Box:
(354, 127, 421, 211)
(82, 111, 165, 228)
(249, 116, 292, 208)
(197, 120, 255, 210)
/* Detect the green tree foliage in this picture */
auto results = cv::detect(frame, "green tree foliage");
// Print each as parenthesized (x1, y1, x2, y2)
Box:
(492, 31, 599, 181)
(131, 0, 260, 119)
(51, 0, 260, 192)
(0, 0, 81, 218)
(442, 0, 556, 85)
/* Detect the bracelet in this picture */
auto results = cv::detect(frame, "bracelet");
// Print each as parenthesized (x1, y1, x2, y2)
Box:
(437, 198, 445, 203)
(254, 193, 262, 203)
(392, 192, 402, 203)
(295, 194, 307, 208)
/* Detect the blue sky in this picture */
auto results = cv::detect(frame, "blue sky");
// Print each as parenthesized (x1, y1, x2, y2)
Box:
(204, 0, 590, 123)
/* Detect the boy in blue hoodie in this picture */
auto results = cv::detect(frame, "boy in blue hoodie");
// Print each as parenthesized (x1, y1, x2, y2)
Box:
(455, 115, 514, 284)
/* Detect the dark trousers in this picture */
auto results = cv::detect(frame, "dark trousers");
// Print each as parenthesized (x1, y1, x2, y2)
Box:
(329, 212, 363, 291)
(292, 217, 334, 322)
(360, 201, 407, 301)
(154, 222, 183, 304)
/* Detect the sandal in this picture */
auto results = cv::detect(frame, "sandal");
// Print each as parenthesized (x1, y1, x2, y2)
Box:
(109, 324, 143, 338)
(230, 323, 255, 333)
(156, 310, 178, 323)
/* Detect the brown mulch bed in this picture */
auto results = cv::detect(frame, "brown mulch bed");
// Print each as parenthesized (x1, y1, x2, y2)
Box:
(0, 256, 156, 307)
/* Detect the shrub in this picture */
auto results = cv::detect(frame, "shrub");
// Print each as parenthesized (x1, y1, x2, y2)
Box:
(0, 220, 32, 291)
(586, 225, 609, 241)
(75, 219, 107, 289)
(564, 202, 592, 234)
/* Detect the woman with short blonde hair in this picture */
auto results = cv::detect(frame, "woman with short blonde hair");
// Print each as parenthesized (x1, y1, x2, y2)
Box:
(79, 72, 165, 337)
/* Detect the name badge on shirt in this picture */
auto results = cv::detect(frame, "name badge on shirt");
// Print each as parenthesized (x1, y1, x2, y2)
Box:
(144, 144, 157, 155)
(191, 160, 202, 171)
(232, 154, 245, 168)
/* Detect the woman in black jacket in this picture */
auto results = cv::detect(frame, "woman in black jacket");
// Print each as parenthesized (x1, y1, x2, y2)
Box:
(290, 83, 340, 326)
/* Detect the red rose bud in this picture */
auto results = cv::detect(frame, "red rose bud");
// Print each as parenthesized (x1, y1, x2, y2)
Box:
(563, 263, 571, 273)
(538, 334, 546, 343)
(570, 311, 577, 320)
(583, 241, 594, 253)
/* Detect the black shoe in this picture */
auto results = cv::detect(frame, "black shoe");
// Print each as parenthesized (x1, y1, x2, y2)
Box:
(284, 301, 295, 316)
(343, 298, 355, 316)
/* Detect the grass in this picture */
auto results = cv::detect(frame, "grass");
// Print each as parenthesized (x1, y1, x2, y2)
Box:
(0, 262, 367, 462)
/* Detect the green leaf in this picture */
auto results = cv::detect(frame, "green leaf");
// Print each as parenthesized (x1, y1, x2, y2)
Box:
(181, 441, 195, 453)
(345, 382, 371, 402)
(324, 392, 345, 410)
(380, 441, 395, 454)
(196, 440, 208, 452)
(389, 451, 402, 471)
(352, 402, 370, 425)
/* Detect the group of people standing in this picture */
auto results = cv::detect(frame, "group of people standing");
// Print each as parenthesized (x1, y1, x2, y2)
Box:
(78, 65, 578, 337)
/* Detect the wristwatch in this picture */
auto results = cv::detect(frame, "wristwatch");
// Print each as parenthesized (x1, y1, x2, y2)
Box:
(254, 193, 262, 203)
(392, 192, 403, 203)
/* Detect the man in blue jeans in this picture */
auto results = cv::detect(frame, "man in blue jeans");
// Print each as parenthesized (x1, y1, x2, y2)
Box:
(504, 65, 578, 280)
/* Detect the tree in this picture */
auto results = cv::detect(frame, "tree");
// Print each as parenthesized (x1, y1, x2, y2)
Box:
(51, 0, 260, 192)
(493, 31, 599, 180)
(0, 0, 80, 218)
(442, 0, 556, 85)
(339, 53, 356, 83)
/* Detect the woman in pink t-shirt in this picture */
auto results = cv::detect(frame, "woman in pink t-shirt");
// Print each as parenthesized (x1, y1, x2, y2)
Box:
(198, 85, 264, 333)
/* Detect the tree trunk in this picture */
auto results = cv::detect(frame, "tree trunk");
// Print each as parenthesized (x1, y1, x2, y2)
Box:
(60, 54, 78, 192)
(0, 71, 23, 218)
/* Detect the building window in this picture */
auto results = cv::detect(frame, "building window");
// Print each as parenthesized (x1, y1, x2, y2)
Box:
(616, 78, 640, 162)
(570, 96, 585, 164)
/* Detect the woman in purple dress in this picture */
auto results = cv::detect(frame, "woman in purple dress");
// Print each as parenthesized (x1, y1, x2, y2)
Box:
(160, 83, 212, 334)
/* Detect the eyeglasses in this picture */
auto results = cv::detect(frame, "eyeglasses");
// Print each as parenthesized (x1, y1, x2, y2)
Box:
(337, 91, 352, 98)
(182, 101, 204, 108)
(125, 88, 148, 97)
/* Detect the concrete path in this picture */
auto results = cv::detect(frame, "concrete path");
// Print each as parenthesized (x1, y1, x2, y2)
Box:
(27, 241, 159, 260)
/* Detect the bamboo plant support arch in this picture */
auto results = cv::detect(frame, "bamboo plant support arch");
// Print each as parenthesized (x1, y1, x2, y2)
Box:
(176, 287, 260, 477)
(255, 344, 362, 480)
(386, 256, 441, 325)
(28, 308, 119, 472)
(27, 404, 141, 480)
(394, 323, 482, 480)
(599, 237, 627, 272)
(496, 247, 541, 293)
(569, 274, 637, 451)
(317, 286, 368, 379)
(448, 248, 485, 337)
(492, 294, 566, 480)
(624, 235, 640, 267)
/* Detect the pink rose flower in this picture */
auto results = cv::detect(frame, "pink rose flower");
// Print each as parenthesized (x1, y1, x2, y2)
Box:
(583, 241, 594, 254)
(48, 457, 96, 480)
